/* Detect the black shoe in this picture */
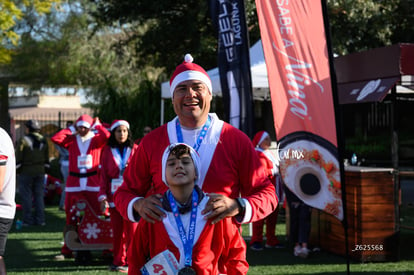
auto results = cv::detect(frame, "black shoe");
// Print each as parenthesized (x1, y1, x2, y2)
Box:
(75, 251, 92, 265)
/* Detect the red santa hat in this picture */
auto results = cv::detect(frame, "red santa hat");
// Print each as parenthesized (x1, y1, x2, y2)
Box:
(110, 120, 130, 131)
(75, 114, 93, 129)
(169, 54, 212, 97)
(252, 131, 269, 148)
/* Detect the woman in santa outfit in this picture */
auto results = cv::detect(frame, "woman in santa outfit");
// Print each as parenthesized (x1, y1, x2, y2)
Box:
(51, 114, 110, 261)
(249, 131, 284, 251)
(130, 143, 248, 275)
(98, 120, 138, 273)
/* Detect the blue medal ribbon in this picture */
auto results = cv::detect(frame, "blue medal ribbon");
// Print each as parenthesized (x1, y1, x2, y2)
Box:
(113, 147, 128, 176)
(175, 115, 211, 152)
(168, 190, 198, 267)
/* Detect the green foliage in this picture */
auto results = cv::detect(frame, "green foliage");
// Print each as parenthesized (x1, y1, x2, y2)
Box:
(327, 0, 414, 55)
(6, 204, 414, 274)
(0, 0, 61, 64)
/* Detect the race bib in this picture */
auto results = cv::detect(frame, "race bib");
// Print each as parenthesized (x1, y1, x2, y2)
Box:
(141, 250, 179, 275)
(77, 155, 93, 170)
(111, 177, 123, 194)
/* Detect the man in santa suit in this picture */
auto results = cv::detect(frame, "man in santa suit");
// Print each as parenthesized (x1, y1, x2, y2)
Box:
(249, 131, 284, 251)
(114, 54, 277, 235)
(130, 143, 248, 275)
(51, 114, 110, 261)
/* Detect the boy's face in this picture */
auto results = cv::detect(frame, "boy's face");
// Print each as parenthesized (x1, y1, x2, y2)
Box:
(166, 152, 196, 187)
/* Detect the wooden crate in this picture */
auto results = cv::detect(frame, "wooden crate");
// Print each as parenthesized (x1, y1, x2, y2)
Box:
(309, 166, 400, 262)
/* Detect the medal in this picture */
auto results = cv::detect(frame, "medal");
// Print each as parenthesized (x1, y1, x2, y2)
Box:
(178, 266, 196, 275)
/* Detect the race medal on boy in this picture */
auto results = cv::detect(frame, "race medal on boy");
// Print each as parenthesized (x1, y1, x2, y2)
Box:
(168, 190, 199, 274)
(178, 266, 196, 275)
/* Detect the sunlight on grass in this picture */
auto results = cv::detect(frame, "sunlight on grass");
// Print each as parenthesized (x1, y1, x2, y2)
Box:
(5, 204, 414, 274)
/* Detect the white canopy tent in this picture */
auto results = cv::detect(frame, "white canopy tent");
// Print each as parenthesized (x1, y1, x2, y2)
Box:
(159, 40, 270, 125)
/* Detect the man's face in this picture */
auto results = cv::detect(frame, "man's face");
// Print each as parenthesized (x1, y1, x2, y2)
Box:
(172, 80, 212, 126)
(77, 126, 90, 137)
(165, 153, 196, 187)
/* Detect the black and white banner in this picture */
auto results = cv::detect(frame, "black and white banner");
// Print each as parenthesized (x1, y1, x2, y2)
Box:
(210, 0, 254, 138)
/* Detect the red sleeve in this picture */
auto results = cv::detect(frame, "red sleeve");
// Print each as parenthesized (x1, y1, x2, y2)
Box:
(228, 127, 278, 223)
(51, 128, 74, 148)
(93, 124, 110, 147)
(220, 219, 249, 275)
(113, 139, 154, 220)
(129, 220, 151, 275)
(113, 127, 169, 221)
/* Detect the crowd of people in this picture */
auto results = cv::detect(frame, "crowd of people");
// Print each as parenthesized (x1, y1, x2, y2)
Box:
(1, 54, 314, 274)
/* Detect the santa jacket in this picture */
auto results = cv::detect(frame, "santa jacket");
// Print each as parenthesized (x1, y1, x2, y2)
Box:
(98, 143, 138, 207)
(129, 194, 249, 275)
(114, 114, 277, 224)
(51, 125, 110, 192)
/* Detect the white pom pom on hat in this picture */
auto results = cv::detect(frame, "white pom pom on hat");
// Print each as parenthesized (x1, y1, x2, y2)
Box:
(169, 54, 212, 97)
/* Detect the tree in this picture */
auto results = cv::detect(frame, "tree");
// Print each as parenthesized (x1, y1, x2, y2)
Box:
(327, 0, 414, 55)
(0, 0, 61, 131)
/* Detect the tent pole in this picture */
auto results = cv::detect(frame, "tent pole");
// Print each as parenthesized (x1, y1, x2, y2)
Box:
(160, 98, 165, 126)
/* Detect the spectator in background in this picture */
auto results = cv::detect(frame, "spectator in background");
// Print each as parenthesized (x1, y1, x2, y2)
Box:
(249, 131, 284, 251)
(51, 114, 110, 263)
(15, 119, 49, 227)
(0, 127, 17, 275)
(98, 120, 138, 273)
(134, 125, 152, 145)
(284, 186, 312, 258)
(55, 120, 73, 211)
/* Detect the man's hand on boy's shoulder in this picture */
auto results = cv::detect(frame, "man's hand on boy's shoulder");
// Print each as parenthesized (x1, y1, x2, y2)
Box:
(202, 193, 240, 224)
(133, 194, 165, 224)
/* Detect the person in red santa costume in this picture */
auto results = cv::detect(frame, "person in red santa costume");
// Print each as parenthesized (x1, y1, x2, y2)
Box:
(130, 143, 248, 275)
(113, 54, 278, 258)
(43, 174, 63, 205)
(98, 119, 138, 273)
(51, 114, 110, 262)
(249, 131, 284, 251)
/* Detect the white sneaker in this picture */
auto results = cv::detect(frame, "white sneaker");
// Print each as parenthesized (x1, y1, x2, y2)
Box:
(293, 245, 301, 256)
(297, 247, 309, 258)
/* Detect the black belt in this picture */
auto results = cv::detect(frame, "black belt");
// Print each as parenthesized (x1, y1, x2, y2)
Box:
(69, 171, 97, 178)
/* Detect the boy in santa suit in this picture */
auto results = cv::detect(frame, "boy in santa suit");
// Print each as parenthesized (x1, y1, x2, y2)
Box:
(98, 120, 138, 273)
(249, 131, 284, 251)
(130, 143, 248, 275)
(51, 114, 110, 261)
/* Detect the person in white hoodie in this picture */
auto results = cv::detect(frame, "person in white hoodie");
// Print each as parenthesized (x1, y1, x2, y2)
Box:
(0, 127, 16, 275)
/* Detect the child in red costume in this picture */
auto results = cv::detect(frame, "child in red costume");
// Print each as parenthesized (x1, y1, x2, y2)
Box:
(129, 143, 248, 275)
(98, 120, 138, 273)
(249, 131, 284, 251)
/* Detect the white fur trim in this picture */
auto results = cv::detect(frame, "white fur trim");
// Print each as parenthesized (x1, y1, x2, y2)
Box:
(170, 71, 212, 97)
(76, 120, 91, 128)
(257, 131, 269, 148)
(110, 120, 130, 131)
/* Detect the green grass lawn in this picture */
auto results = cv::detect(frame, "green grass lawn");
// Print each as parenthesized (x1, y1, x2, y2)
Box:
(5, 203, 414, 274)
